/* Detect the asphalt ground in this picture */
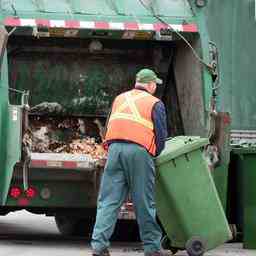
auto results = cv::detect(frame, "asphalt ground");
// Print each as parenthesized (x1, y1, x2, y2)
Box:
(0, 210, 254, 256)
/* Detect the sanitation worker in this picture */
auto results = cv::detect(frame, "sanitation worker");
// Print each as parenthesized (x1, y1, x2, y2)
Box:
(91, 68, 168, 256)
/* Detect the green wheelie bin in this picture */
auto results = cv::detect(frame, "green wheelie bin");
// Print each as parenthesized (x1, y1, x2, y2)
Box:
(155, 136, 232, 256)
(232, 146, 256, 249)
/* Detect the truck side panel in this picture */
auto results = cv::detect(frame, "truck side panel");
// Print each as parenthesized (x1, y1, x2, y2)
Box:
(0, 53, 22, 205)
(205, 1, 256, 130)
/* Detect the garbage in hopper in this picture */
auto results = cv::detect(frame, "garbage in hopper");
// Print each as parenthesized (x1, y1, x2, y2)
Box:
(24, 114, 107, 162)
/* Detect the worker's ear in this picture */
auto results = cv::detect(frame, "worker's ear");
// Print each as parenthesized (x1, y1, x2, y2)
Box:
(153, 82, 157, 91)
(149, 81, 157, 94)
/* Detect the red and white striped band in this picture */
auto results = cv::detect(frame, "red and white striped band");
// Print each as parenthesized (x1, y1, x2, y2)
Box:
(31, 159, 92, 169)
(4, 17, 198, 32)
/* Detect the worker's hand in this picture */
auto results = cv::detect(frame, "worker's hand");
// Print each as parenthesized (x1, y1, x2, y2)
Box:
(97, 157, 107, 167)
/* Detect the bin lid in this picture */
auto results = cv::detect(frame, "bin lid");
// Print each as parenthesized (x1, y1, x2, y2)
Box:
(155, 136, 209, 166)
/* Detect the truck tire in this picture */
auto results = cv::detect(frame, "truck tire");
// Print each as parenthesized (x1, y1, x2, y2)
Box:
(111, 219, 140, 241)
(55, 216, 79, 236)
(77, 218, 95, 237)
(0, 209, 9, 216)
(55, 216, 139, 240)
(55, 216, 95, 237)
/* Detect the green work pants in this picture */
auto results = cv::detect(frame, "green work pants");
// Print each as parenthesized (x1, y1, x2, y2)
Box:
(91, 142, 162, 254)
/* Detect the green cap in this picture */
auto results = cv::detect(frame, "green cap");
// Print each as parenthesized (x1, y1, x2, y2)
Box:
(136, 68, 163, 84)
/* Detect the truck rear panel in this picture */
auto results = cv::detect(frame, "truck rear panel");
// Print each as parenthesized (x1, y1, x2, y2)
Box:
(0, 0, 212, 218)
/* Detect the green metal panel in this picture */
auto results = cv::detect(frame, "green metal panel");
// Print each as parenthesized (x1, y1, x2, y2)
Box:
(72, 0, 119, 15)
(6, 168, 101, 208)
(33, 0, 73, 13)
(0, 22, 22, 205)
(7, 180, 96, 207)
(1, 0, 38, 12)
(204, 0, 256, 130)
(117, 0, 192, 17)
(0, 0, 193, 18)
(4, 105, 22, 203)
(192, 5, 212, 114)
(0, 54, 9, 205)
(0, 53, 22, 205)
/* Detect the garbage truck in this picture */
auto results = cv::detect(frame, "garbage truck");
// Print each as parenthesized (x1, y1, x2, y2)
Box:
(0, 0, 252, 240)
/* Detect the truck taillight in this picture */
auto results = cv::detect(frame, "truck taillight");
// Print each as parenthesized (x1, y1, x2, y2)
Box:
(9, 187, 22, 199)
(25, 187, 37, 198)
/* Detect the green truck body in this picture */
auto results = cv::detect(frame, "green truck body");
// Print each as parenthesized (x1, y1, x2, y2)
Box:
(205, 1, 255, 130)
(205, 1, 256, 248)
(0, 0, 253, 237)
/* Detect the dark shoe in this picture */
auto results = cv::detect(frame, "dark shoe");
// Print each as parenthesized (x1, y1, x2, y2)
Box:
(92, 248, 111, 256)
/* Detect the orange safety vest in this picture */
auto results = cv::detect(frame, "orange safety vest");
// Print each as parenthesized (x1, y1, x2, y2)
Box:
(105, 89, 160, 156)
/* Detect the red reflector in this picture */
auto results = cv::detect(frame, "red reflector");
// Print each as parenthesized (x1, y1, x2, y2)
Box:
(10, 187, 22, 199)
(18, 198, 29, 206)
(25, 187, 37, 198)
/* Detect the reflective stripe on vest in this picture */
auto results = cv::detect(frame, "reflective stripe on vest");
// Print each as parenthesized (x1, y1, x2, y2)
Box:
(105, 89, 159, 156)
(109, 91, 154, 130)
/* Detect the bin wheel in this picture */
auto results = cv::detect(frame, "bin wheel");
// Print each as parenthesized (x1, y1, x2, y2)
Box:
(161, 236, 178, 255)
(185, 237, 206, 256)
